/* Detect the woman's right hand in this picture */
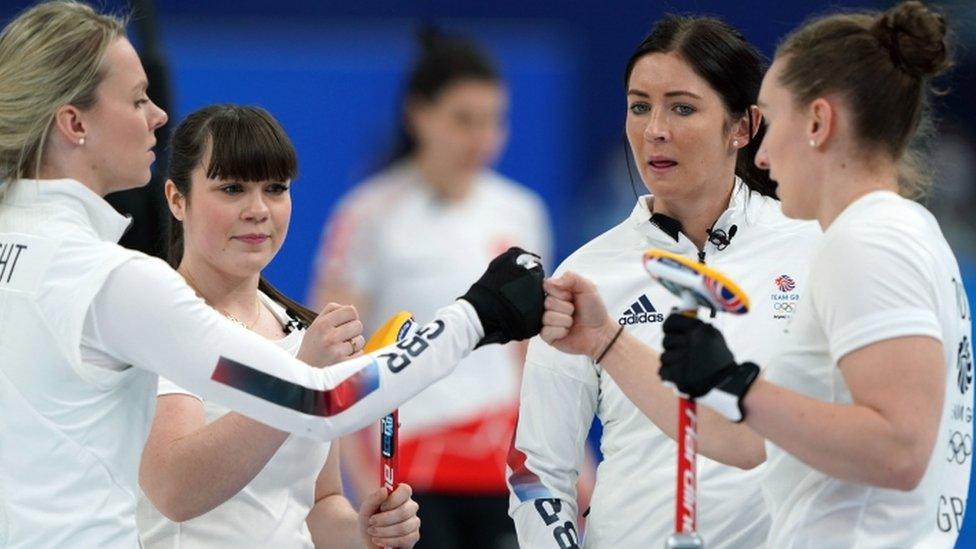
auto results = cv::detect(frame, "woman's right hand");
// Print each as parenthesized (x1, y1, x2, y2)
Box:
(542, 272, 619, 361)
(296, 303, 366, 367)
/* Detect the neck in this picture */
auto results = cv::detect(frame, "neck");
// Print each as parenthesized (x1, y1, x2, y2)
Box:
(178, 254, 261, 323)
(36, 141, 106, 195)
(412, 154, 475, 203)
(815, 156, 899, 230)
(652, 177, 736, 250)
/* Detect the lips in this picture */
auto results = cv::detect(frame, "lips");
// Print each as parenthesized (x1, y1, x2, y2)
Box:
(647, 156, 678, 173)
(234, 234, 269, 245)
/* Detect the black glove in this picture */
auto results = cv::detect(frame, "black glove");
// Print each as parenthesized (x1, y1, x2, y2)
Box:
(660, 313, 760, 422)
(460, 247, 545, 348)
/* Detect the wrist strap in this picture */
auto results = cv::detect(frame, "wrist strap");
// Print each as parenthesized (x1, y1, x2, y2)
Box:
(595, 325, 625, 364)
(710, 361, 760, 423)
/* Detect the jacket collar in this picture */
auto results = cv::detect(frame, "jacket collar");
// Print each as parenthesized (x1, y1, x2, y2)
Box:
(3, 179, 132, 242)
(629, 176, 753, 250)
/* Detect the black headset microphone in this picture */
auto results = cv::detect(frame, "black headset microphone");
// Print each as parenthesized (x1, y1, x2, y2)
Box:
(706, 224, 738, 251)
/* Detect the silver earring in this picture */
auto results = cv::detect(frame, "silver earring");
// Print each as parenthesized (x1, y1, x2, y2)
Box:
(733, 139, 740, 148)
(808, 139, 816, 148)
(78, 137, 86, 146)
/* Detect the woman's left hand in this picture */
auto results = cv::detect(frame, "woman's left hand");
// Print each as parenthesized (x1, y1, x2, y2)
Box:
(358, 483, 420, 548)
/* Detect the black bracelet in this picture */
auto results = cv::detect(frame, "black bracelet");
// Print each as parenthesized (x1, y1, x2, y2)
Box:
(595, 325, 625, 364)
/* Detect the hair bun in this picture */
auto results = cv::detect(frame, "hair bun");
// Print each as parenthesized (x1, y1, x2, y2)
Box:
(873, 0, 950, 77)
(417, 24, 445, 53)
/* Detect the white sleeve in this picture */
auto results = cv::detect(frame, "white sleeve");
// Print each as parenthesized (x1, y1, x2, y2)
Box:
(508, 336, 598, 548)
(156, 376, 200, 400)
(84, 257, 482, 441)
(813, 226, 943, 363)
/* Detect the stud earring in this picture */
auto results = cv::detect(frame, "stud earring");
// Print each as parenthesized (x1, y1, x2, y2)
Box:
(808, 139, 816, 148)
(78, 137, 86, 146)
(733, 139, 740, 148)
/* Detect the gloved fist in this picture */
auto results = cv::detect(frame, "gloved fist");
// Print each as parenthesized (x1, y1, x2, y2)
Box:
(460, 247, 545, 348)
(660, 313, 760, 422)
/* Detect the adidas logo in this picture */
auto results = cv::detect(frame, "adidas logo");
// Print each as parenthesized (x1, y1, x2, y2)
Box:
(618, 294, 665, 325)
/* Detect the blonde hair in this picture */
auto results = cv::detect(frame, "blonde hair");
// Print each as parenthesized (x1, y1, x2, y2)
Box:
(0, 1, 126, 183)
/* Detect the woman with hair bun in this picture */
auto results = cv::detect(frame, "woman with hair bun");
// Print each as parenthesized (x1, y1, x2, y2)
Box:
(311, 28, 552, 548)
(543, 2, 970, 547)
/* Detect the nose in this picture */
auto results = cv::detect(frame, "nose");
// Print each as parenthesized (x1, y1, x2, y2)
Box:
(149, 99, 168, 131)
(242, 190, 270, 222)
(754, 136, 770, 170)
(643, 108, 670, 143)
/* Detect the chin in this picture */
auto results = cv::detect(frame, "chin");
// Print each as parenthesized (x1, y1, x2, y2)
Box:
(108, 176, 152, 194)
(779, 195, 812, 221)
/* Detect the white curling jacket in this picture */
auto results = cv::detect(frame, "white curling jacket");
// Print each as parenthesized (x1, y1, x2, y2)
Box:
(508, 178, 821, 547)
(0, 179, 483, 548)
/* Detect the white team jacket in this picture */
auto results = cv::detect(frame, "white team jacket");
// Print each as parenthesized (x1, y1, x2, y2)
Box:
(0, 179, 483, 548)
(508, 179, 821, 548)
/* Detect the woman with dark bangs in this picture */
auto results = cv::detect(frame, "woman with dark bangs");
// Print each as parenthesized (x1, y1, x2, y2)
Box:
(137, 105, 421, 548)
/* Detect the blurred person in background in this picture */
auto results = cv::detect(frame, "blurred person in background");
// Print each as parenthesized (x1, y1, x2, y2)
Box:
(310, 28, 552, 549)
(137, 105, 420, 549)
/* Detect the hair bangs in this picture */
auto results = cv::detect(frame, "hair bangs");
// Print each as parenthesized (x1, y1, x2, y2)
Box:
(203, 109, 297, 183)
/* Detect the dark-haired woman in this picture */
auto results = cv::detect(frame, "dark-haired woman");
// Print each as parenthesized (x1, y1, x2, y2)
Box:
(543, 2, 970, 547)
(509, 16, 820, 547)
(136, 105, 420, 548)
(310, 29, 551, 547)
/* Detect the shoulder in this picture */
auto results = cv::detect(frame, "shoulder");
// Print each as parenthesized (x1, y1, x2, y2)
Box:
(742, 189, 820, 239)
(478, 171, 548, 214)
(823, 193, 938, 257)
(728, 190, 822, 265)
(335, 164, 416, 218)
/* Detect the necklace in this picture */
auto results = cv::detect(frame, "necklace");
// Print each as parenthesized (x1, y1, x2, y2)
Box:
(180, 269, 263, 330)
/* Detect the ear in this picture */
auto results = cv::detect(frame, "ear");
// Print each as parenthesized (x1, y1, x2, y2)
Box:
(405, 95, 434, 139)
(748, 105, 762, 139)
(730, 105, 762, 148)
(807, 97, 834, 149)
(164, 179, 186, 221)
(51, 104, 88, 146)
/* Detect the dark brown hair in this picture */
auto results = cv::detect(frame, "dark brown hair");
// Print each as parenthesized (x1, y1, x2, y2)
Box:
(388, 26, 501, 164)
(166, 104, 316, 327)
(776, 1, 951, 198)
(624, 15, 775, 197)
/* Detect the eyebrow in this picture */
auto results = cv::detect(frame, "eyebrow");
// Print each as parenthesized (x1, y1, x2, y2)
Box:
(626, 89, 703, 100)
(132, 79, 148, 93)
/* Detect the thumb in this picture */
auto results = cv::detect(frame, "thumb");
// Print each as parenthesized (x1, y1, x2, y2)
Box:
(379, 483, 413, 512)
(557, 271, 596, 295)
(358, 486, 388, 518)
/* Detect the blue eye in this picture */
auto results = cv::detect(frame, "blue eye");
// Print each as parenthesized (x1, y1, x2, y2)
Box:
(629, 102, 650, 115)
(673, 104, 696, 116)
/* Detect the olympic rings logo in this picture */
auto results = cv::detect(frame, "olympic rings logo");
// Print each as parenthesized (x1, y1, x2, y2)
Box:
(947, 430, 972, 465)
(773, 302, 796, 313)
